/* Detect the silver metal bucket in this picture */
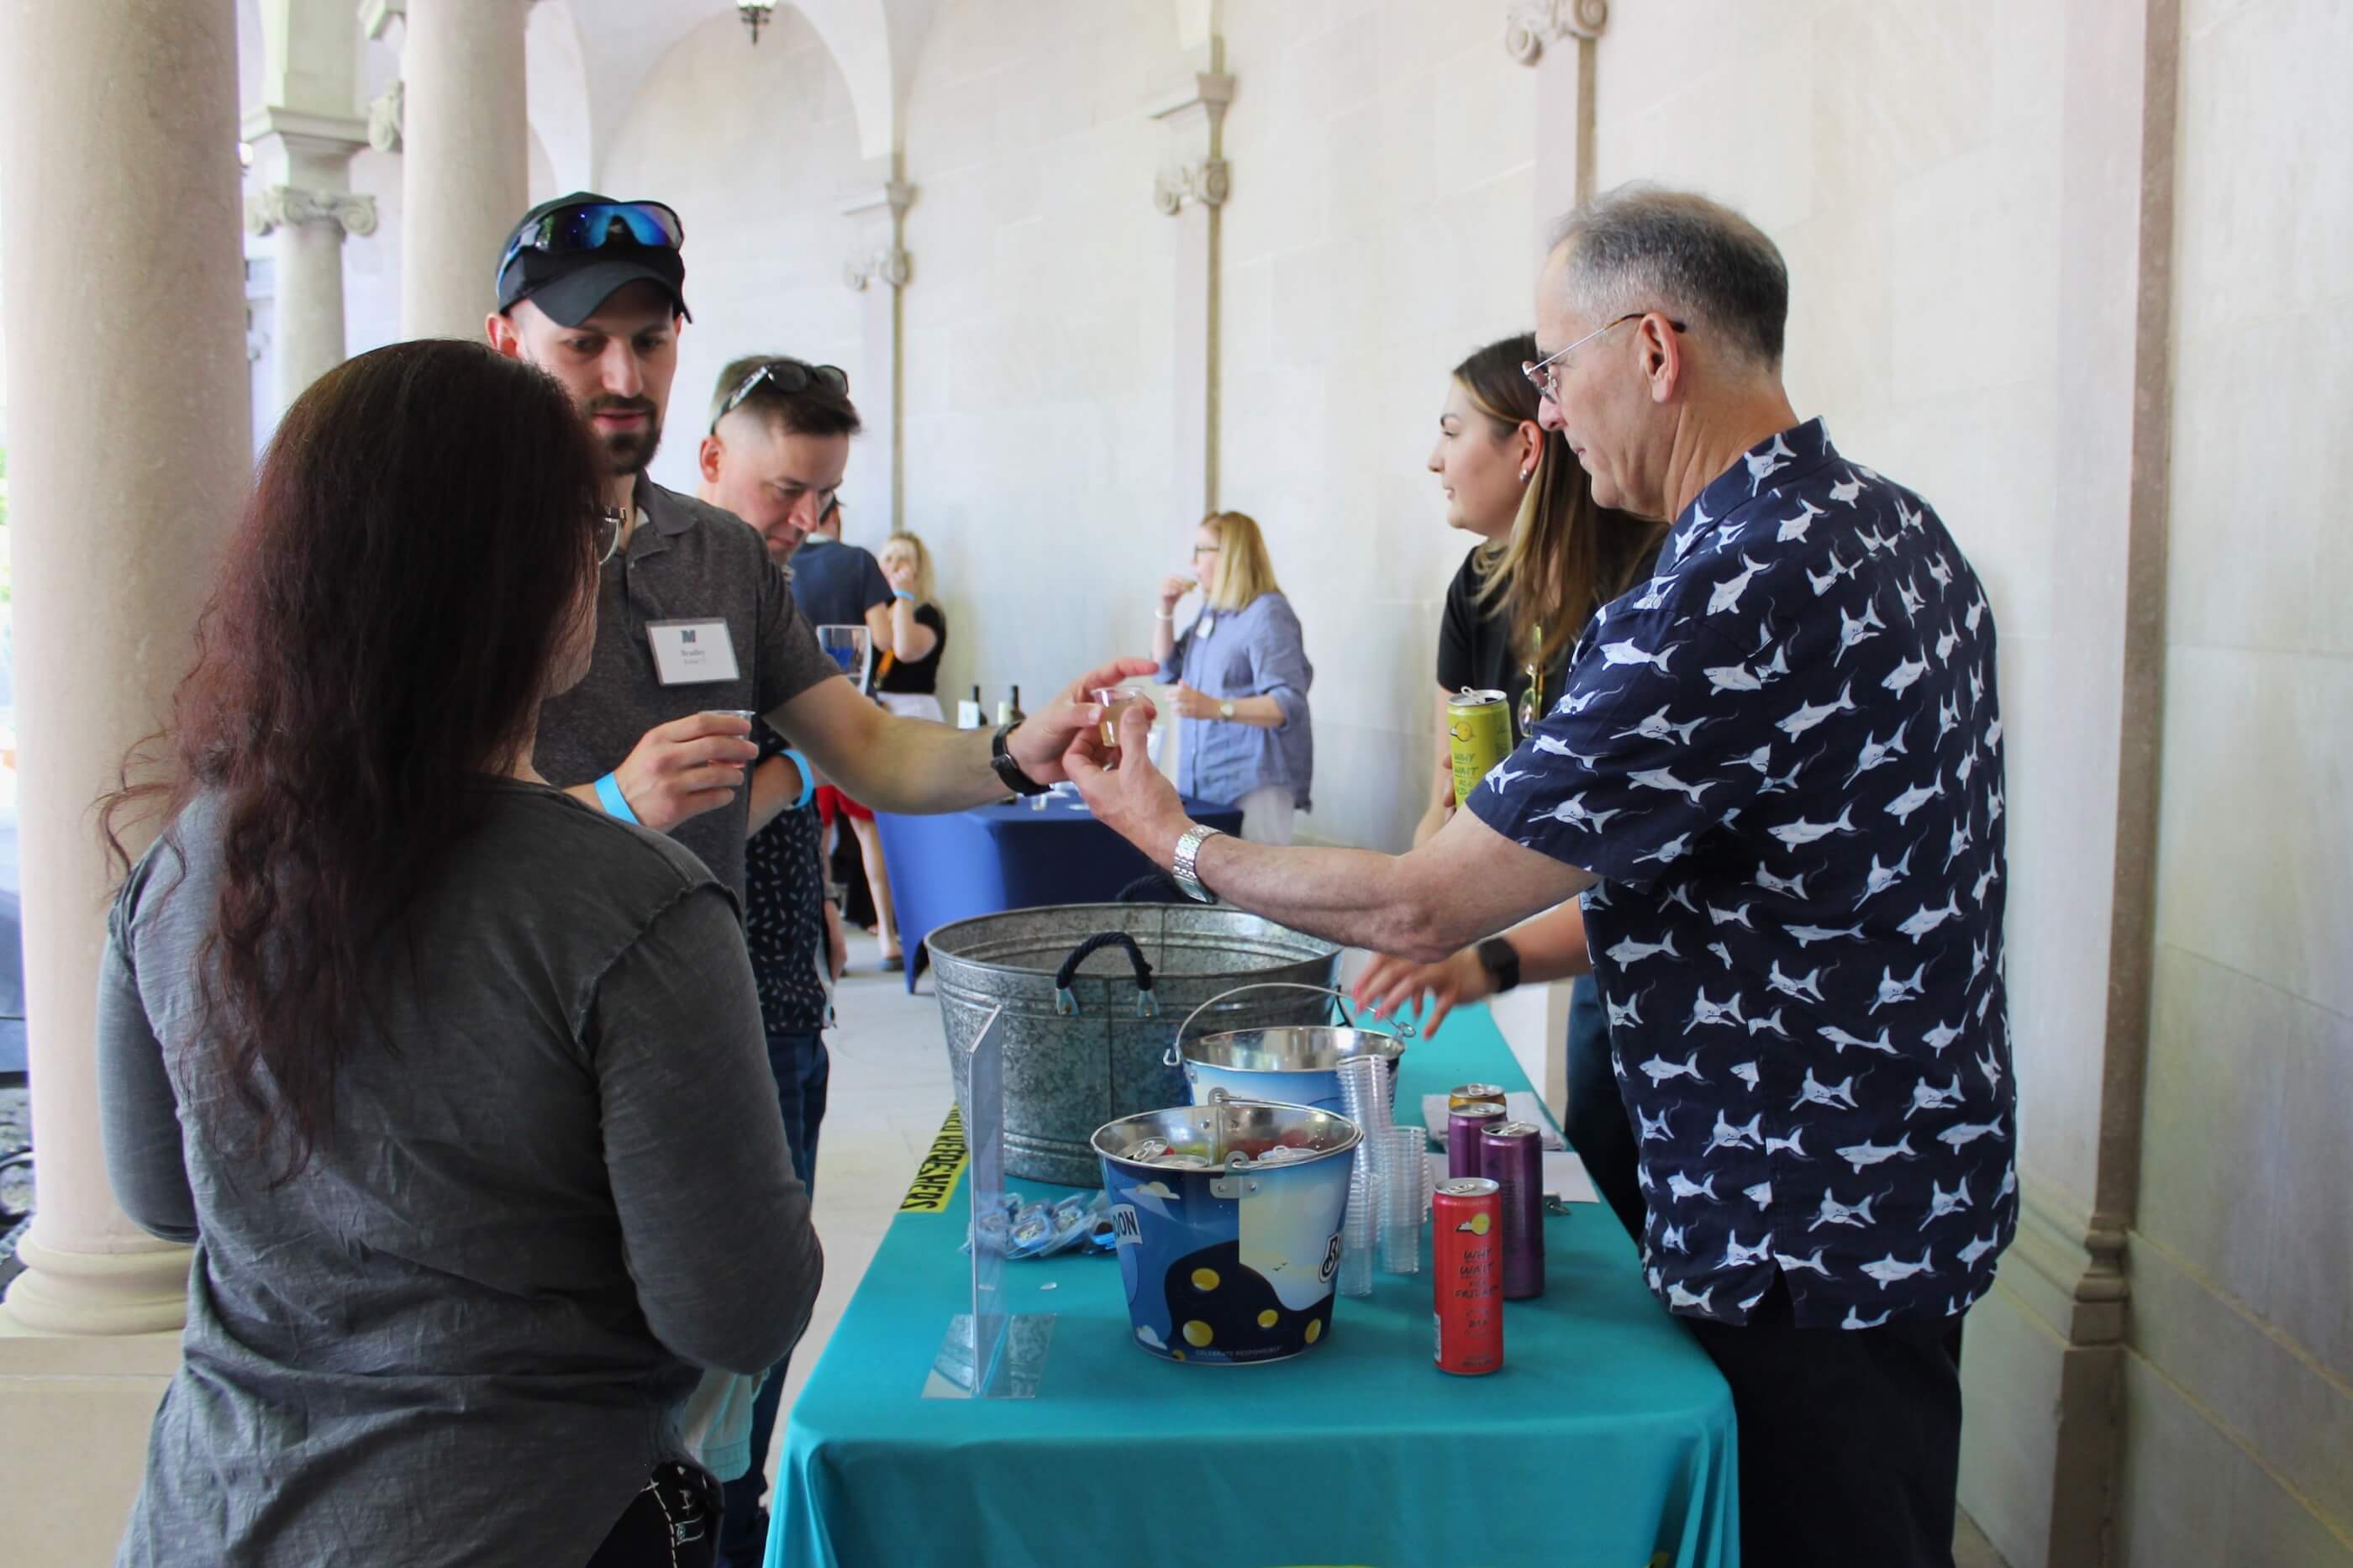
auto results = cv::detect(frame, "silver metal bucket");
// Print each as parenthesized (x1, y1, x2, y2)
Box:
(927, 905, 1343, 1186)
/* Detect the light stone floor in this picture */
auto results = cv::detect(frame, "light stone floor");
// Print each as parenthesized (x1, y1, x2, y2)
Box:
(765, 933, 2010, 1568)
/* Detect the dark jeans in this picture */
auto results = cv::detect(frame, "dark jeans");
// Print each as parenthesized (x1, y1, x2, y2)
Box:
(1562, 976, 1645, 1245)
(1683, 1281, 1963, 1568)
(718, 1029, 830, 1568)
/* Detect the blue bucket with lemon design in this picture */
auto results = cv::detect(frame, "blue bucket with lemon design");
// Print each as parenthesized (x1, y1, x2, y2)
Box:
(1092, 1091, 1360, 1365)
(1167, 982, 1412, 1116)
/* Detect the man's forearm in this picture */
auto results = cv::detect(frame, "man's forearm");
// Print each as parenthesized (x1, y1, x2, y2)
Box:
(817, 708, 1005, 814)
(745, 756, 794, 837)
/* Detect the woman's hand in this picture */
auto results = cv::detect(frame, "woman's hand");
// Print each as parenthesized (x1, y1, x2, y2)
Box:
(1158, 575, 1196, 613)
(1351, 947, 1492, 1037)
(1171, 682, 1220, 720)
(884, 555, 919, 595)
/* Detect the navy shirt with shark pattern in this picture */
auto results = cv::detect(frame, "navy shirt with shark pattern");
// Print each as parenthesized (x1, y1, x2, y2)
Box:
(1468, 419, 2017, 1330)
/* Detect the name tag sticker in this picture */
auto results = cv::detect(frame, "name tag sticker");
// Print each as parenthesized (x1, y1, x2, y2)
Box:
(646, 618, 741, 686)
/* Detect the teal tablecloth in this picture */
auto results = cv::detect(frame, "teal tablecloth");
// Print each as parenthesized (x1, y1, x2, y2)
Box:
(766, 1003, 1737, 1568)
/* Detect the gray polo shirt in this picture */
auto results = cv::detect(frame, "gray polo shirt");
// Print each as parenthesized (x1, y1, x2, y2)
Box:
(534, 476, 837, 900)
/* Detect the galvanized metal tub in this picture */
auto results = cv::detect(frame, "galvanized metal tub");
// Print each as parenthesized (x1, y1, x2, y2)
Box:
(927, 904, 1344, 1187)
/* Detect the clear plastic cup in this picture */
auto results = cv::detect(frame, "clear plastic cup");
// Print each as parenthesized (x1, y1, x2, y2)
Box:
(1092, 684, 1150, 747)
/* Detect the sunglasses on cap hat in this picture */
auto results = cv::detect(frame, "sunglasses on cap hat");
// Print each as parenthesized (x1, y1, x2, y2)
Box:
(497, 200, 684, 285)
(709, 359, 850, 433)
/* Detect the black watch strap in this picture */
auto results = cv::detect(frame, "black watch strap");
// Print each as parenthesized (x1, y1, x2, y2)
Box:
(990, 721, 1052, 797)
(1475, 936, 1523, 996)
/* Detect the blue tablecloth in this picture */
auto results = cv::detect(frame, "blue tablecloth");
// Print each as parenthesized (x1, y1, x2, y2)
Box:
(875, 795, 1245, 992)
(766, 1002, 1738, 1568)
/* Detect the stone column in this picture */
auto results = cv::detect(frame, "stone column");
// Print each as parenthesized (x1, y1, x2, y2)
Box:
(245, 113, 376, 417)
(0, 0, 250, 1335)
(1507, 0, 1608, 215)
(1150, 44, 1234, 531)
(842, 167, 915, 532)
(398, 0, 529, 339)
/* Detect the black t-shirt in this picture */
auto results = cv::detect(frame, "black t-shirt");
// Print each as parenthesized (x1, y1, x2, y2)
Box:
(876, 602, 948, 695)
(1436, 548, 1571, 745)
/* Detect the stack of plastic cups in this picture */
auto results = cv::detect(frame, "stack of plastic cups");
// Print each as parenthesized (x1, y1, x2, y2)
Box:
(1334, 1057, 1387, 1297)
(1378, 1125, 1425, 1273)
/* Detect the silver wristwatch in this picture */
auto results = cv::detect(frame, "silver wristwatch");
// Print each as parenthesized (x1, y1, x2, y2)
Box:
(1171, 823, 1227, 903)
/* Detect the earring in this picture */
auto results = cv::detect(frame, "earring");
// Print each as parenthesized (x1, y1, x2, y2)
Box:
(1519, 466, 1533, 483)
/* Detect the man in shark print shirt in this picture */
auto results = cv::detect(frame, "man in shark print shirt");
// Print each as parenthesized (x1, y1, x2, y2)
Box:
(1066, 186, 2012, 1568)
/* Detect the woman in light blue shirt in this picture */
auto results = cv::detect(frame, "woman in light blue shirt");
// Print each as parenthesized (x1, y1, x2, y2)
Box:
(1151, 511, 1313, 842)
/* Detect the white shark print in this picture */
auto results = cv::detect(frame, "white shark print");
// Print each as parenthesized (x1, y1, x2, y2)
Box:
(1637, 1106, 1674, 1144)
(1661, 1223, 1690, 1254)
(1870, 961, 1929, 1013)
(1608, 932, 1682, 968)
(1856, 523, 1896, 557)
(1530, 734, 1601, 766)
(1807, 547, 1857, 597)
(1747, 1007, 1792, 1039)
(1894, 494, 1924, 533)
(1828, 474, 1865, 508)
(1745, 1181, 1774, 1210)
(1739, 743, 1774, 775)
(1776, 1244, 1834, 1276)
(1605, 987, 1649, 1029)
(1486, 763, 1534, 792)
(1667, 1171, 1722, 1203)
(1556, 686, 1619, 717)
(1842, 1304, 1895, 1329)
(1895, 576, 1926, 624)
(1708, 554, 1772, 616)
(1956, 750, 1978, 787)
(1629, 766, 1715, 804)
(1969, 665, 1985, 710)
(1844, 720, 1912, 787)
(1922, 1018, 1964, 1055)
(1903, 1075, 1966, 1120)
(1746, 431, 1794, 492)
(1935, 623, 1962, 664)
(1860, 1248, 1936, 1290)
(1765, 1126, 1812, 1158)
(1935, 1115, 2005, 1151)
(1884, 773, 1945, 825)
(1837, 1134, 1919, 1173)
(1985, 718, 2003, 750)
(1666, 1281, 1714, 1313)
(1721, 1229, 1776, 1269)
(1782, 499, 1828, 542)
(1937, 694, 1960, 739)
(1957, 1231, 2000, 1268)
(1998, 1164, 2018, 1202)
(1919, 1173, 1974, 1227)
(1966, 592, 1988, 633)
(1636, 1050, 1706, 1087)
(1757, 754, 1811, 795)
(1987, 785, 2004, 823)
(1753, 863, 1812, 899)
(1971, 937, 1988, 981)
(1704, 1110, 1764, 1154)
(1768, 805, 1858, 850)
(1542, 792, 1622, 831)
(1777, 681, 1858, 740)
(1856, 840, 1918, 908)
(1685, 989, 1748, 1032)
(1977, 986, 1995, 1023)
(1598, 638, 1684, 674)
(1820, 1023, 1900, 1056)
(1766, 959, 1829, 1002)
(1945, 821, 1973, 872)
(1974, 1043, 2003, 1095)
(1925, 553, 1954, 592)
(1634, 834, 1697, 869)
(1786, 922, 1866, 948)
(1730, 1060, 1760, 1092)
(1792, 1069, 1860, 1112)
(1705, 660, 1768, 694)
(1898, 893, 1962, 943)
(1708, 900, 1756, 929)
(1616, 707, 1709, 746)
(1708, 940, 1734, 968)
(1809, 1188, 1882, 1231)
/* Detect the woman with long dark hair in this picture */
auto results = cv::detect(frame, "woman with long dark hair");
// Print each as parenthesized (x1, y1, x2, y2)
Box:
(97, 340, 819, 1567)
(1358, 333, 1665, 1245)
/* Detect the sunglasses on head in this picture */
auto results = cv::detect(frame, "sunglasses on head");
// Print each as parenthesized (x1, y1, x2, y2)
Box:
(710, 359, 851, 433)
(498, 200, 684, 286)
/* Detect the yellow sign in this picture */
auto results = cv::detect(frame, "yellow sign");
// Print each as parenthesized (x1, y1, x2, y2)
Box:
(898, 1107, 969, 1213)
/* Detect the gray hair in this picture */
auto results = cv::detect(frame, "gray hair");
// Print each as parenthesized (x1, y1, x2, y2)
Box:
(1547, 185, 1789, 370)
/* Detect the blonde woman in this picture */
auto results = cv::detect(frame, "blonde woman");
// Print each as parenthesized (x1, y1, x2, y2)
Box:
(1152, 512, 1313, 844)
(873, 531, 947, 723)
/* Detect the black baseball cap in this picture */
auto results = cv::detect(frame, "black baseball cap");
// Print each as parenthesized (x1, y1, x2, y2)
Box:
(494, 192, 692, 326)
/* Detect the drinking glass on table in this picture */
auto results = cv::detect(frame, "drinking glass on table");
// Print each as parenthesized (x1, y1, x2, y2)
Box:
(817, 624, 872, 692)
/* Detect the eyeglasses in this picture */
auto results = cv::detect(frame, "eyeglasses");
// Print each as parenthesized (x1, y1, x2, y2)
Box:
(709, 359, 850, 433)
(1522, 312, 1688, 401)
(1191, 544, 1220, 558)
(498, 200, 683, 287)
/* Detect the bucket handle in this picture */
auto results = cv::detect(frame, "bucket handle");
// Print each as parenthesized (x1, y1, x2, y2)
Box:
(1161, 981, 1417, 1068)
(1053, 931, 1158, 1019)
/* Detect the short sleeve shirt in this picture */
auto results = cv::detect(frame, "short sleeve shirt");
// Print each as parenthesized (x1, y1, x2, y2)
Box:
(1469, 420, 2017, 1329)
(787, 537, 893, 629)
(533, 478, 838, 903)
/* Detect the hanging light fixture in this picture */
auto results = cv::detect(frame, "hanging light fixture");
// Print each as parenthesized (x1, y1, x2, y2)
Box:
(738, 2, 774, 43)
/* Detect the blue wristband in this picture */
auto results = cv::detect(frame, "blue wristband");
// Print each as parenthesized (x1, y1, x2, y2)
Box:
(783, 750, 817, 810)
(892, 589, 915, 602)
(594, 771, 640, 824)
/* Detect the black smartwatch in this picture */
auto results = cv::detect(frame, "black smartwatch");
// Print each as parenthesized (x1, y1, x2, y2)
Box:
(989, 720, 1052, 797)
(1474, 936, 1523, 996)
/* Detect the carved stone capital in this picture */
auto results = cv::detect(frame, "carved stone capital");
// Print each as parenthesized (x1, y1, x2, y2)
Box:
(368, 78, 405, 155)
(1505, 0, 1609, 64)
(246, 184, 379, 239)
(844, 244, 912, 292)
(1154, 157, 1229, 216)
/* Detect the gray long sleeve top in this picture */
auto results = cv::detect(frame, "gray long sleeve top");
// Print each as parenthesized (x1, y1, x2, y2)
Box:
(97, 781, 822, 1568)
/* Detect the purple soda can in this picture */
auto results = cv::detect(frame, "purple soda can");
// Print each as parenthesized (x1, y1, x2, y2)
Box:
(1479, 1121, 1545, 1300)
(1447, 1103, 1508, 1180)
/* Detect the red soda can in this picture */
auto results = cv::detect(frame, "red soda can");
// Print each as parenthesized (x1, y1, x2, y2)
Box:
(1446, 1102, 1508, 1180)
(1479, 1121, 1546, 1299)
(1433, 1177, 1503, 1376)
